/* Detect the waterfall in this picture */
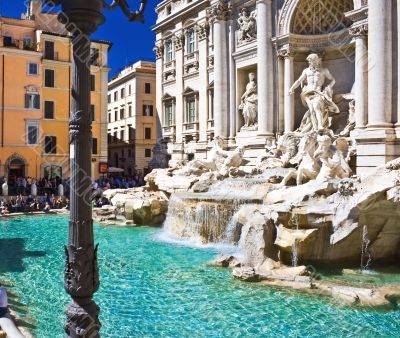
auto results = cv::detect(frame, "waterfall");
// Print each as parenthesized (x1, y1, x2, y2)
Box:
(360, 225, 372, 272)
(292, 240, 298, 267)
(162, 178, 267, 244)
(290, 214, 299, 267)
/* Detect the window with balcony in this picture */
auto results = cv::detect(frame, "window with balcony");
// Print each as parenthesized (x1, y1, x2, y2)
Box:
(44, 69, 55, 87)
(165, 40, 173, 63)
(186, 30, 196, 54)
(44, 40, 55, 60)
(44, 101, 55, 119)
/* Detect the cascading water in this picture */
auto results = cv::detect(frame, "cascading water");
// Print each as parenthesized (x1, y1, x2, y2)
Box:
(162, 178, 268, 244)
(360, 225, 372, 272)
(290, 214, 300, 267)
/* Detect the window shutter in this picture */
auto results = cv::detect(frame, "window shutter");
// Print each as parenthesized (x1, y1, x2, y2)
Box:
(150, 105, 154, 116)
(52, 136, 57, 153)
(34, 95, 40, 109)
(25, 94, 30, 108)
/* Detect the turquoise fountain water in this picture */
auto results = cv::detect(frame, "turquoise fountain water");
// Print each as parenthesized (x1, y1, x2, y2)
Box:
(0, 216, 399, 337)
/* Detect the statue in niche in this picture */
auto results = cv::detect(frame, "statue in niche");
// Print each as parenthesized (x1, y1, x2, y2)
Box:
(289, 54, 340, 133)
(239, 72, 258, 130)
(237, 8, 257, 45)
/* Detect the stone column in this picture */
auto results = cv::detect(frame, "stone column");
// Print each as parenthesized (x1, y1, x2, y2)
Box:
(350, 24, 368, 128)
(174, 32, 185, 145)
(280, 48, 294, 133)
(208, 1, 230, 139)
(154, 42, 164, 129)
(277, 55, 284, 134)
(398, 1, 400, 128)
(196, 22, 210, 143)
(256, 0, 274, 136)
(367, 0, 392, 128)
(228, 17, 236, 141)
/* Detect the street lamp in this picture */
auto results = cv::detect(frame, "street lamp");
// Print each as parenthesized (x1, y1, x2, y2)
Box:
(44, 1, 148, 336)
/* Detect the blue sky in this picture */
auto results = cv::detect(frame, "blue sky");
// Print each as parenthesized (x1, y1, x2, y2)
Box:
(1, 0, 158, 77)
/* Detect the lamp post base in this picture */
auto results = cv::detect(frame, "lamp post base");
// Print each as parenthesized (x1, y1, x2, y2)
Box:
(64, 299, 100, 338)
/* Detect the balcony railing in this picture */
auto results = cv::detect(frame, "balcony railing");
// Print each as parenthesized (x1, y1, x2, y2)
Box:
(0, 37, 38, 51)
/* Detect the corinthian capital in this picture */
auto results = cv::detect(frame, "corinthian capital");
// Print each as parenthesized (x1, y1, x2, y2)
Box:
(173, 33, 185, 50)
(196, 21, 210, 40)
(153, 44, 164, 59)
(349, 24, 368, 37)
(207, 1, 232, 22)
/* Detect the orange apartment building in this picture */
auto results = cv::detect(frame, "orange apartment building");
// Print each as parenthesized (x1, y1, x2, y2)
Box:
(0, 0, 111, 180)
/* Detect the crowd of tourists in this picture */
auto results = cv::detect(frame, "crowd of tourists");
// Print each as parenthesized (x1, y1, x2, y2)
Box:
(92, 174, 146, 190)
(0, 194, 68, 215)
(0, 176, 65, 197)
(0, 173, 146, 215)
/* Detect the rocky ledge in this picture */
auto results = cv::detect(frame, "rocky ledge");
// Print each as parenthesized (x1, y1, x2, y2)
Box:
(94, 188, 169, 226)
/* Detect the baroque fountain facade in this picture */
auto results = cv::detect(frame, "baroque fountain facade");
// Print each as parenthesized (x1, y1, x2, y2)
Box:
(99, 0, 400, 306)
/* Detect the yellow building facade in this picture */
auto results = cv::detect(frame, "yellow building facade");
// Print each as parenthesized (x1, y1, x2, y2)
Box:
(0, 2, 111, 180)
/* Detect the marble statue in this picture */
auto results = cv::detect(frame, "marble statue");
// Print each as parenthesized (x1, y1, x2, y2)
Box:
(239, 72, 258, 130)
(281, 133, 320, 185)
(339, 100, 356, 137)
(237, 8, 256, 44)
(175, 137, 228, 176)
(289, 54, 340, 132)
(219, 146, 246, 177)
(315, 135, 351, 181)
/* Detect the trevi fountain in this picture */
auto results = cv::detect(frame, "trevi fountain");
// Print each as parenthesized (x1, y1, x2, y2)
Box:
(97, 53, 400, 310)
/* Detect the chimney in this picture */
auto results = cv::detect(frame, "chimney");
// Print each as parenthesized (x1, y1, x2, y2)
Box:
(26, 0, 43, 20)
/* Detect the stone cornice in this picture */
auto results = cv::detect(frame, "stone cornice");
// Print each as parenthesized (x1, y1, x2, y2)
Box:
(273, 30, 352, 53)
(345, 6, 368, 23)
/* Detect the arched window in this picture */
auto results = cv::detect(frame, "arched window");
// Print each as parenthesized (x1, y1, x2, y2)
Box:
(291, 0, 352, 35)
(44, 165, 62, 180)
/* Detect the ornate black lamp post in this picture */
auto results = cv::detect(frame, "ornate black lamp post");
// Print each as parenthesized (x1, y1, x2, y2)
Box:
(44, 1, 147, 336)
